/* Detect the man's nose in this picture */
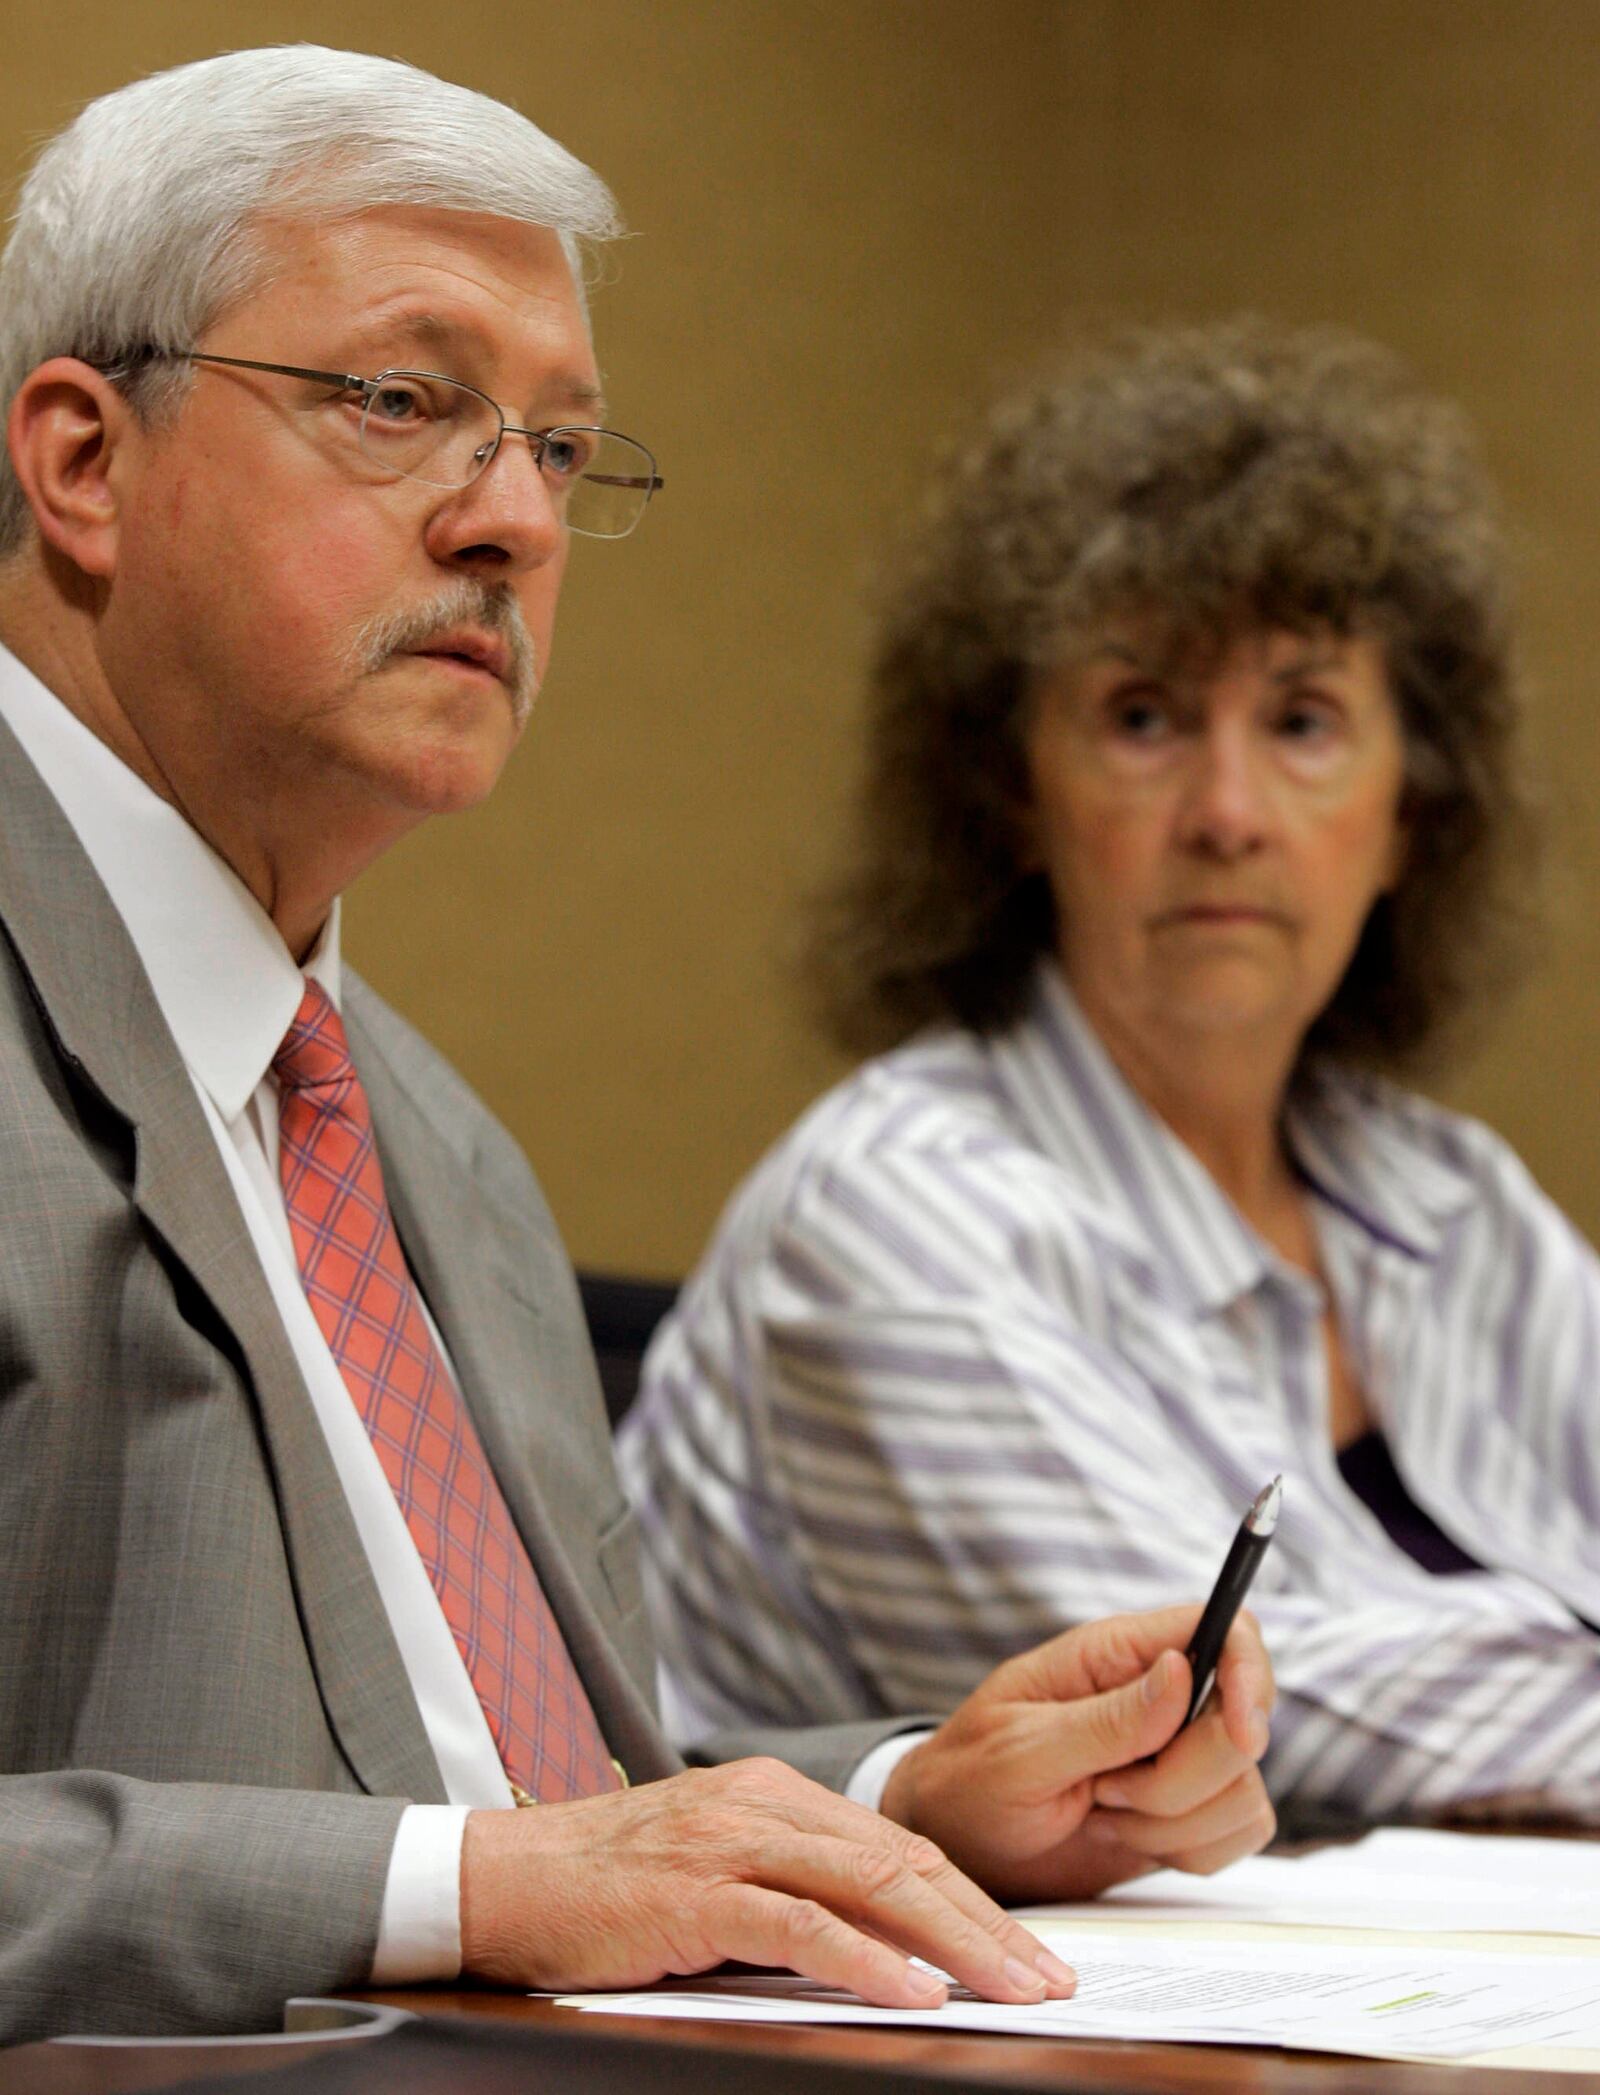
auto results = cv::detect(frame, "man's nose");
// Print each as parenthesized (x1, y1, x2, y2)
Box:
(1176, 724, 1274, 857)
(424, 436, 564, 573)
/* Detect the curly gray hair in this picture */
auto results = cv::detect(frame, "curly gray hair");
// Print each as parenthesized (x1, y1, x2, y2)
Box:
(810, 319, 1535, 1071)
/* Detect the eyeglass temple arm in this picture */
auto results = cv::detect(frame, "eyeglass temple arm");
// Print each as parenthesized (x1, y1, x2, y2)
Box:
(184, 351, 372, 392)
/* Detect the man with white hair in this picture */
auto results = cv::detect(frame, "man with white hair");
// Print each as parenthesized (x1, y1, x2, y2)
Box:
(0, 47, 1274, 2044)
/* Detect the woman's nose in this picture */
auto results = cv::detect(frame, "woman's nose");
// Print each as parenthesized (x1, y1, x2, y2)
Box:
(1176, 726, 1273, 857)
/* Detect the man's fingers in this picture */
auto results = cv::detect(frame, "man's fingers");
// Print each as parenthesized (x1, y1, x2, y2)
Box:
(998, 1604, 1205, 1703)
(1215, 1611, 1276, 1759)
(1086, 1768, 1275, 1864)
(1012, 1645, 1194, 1799)
(896, 1841, 1080, 1995)
(463, 1764, 1083, 1999)
(1090, 1703, 1254, 1818)
(924, 1648, 1196, 1854)
(743, 1757, 1075, 1990)
(744, 1831, 1074, 2004)
(676, 1768, 1077, 2003)
(1150, 1796, 1278, 1878)
(1014, 1605, 1275, 1760)
(701, 1881, 951, 2008)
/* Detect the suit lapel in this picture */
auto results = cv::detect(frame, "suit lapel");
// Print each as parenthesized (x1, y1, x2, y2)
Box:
(0, 719, 447, 1805)
(350, 1003, 672, 1781)
(131, 1133, 450, 1803)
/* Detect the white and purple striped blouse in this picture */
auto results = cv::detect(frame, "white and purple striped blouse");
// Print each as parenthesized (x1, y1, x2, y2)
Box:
(617, 964, 1600, 1821)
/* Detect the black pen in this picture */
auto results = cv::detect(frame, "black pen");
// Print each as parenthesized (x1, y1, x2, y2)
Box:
(1183, 1476, 1282, 1726)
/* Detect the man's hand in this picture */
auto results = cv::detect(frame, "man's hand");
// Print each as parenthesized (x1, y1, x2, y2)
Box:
(459, 1757, 1078, 2007)
(880, 1606, 1276, 1902)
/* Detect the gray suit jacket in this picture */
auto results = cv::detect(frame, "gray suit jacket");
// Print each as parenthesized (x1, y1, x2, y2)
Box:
(0, 714, 905, 2044)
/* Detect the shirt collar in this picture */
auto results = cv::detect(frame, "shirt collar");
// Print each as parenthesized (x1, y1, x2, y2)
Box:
(992, 962, 1475, 1314)
(1283, 1066, 1477, 1260)
(0, 641, 340, 1122)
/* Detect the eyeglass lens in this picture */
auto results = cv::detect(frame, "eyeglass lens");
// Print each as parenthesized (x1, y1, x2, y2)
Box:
(356, 372, 655, 538)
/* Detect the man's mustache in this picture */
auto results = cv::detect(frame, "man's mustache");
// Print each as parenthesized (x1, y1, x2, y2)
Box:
(349, 582, 539, 725)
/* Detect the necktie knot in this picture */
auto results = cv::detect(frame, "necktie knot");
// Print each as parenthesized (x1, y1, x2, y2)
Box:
(273, 981, 354, 1095)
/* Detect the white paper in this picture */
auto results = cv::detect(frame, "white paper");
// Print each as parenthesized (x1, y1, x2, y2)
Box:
(1057, 1828, 1600, 1937)
(559, 1933, 1600, 2062)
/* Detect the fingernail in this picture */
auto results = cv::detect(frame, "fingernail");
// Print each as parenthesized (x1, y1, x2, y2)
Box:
(1004, 1955, 1049, 1998)
(1096, 1780, 1129, 1809)
(1143, 1651, 1176, 1704)
(1250, 1710, 1271, 1759)
(1084, 1813, 1123, 1844)
(1035, 1948, 1077, 1990)
(905, 1963, 946, 2001)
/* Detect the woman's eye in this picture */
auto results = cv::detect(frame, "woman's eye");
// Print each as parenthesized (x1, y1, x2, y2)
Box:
(1108, 691, 1173, 741)
(1277, 697, 1339, 743)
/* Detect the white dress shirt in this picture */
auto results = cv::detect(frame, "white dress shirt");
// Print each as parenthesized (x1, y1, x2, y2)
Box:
(0, 642, 487, 1979)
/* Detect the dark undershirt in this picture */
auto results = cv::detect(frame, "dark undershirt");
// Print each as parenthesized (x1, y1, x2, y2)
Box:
(1335, 1430, 1484, 1577)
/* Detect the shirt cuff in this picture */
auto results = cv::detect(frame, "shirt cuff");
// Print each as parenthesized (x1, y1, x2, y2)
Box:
(844, 1727, 934, 1813)
(370, 1804, 472, 1983)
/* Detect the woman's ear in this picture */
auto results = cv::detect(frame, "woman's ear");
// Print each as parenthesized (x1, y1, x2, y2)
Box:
(1009, 676, 1048, 874)
(1011, 789, 1045, 875)
(1383, 784, 1417, 894)
(6, 358, 141, 579)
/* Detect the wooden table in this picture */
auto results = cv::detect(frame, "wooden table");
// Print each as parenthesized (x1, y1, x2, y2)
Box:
(2, 1981, 1576, 2095)
(358, 1985, 1569, 2093)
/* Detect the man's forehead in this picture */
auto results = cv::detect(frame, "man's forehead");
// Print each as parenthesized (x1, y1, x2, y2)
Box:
(240, 205, 600, 401)
(342, 306, 605, 415)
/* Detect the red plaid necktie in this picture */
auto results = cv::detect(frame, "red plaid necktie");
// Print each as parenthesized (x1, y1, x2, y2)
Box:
(272, 980, 618, 1802)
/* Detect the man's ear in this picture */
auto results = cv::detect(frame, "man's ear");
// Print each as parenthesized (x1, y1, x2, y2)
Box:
(6, 358, 142, 579)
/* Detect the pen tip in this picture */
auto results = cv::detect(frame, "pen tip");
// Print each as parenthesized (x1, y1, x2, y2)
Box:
(1249, 1475, 1283, 1534)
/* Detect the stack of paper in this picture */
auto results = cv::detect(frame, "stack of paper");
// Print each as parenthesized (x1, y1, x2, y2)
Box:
(558, 1829, 1600, 2067)
(563, 1933, 1600, 2062)
(1074, 1827, 1600, 1937)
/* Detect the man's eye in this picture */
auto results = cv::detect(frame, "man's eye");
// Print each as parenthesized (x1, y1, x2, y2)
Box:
(366, 382, 430, 425)
(540, 431, 596, 479)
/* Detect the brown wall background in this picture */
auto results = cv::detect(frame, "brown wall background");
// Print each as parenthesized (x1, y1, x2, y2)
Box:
(5, 1, 1597, 1275)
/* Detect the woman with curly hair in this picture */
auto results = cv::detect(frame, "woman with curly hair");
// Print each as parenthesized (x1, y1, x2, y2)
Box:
(619, 320, 1600, 1836)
